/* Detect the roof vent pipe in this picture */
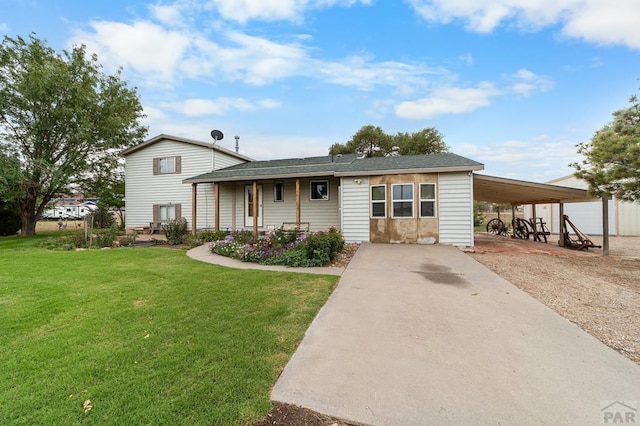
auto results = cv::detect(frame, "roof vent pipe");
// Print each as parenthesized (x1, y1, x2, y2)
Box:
(234, 135, 239, 153)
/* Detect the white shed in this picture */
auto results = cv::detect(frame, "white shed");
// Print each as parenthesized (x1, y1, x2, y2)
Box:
(527, 174, 640, 236)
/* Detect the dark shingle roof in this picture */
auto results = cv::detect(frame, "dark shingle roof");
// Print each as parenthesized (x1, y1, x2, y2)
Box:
(185, 152, 483, 183)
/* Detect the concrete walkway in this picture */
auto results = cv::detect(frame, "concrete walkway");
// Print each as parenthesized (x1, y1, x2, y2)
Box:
(271, 244, 640, 425)
(186, 243, 345, 276)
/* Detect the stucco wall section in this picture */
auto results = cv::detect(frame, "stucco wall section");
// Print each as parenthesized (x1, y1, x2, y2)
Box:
(369, 174, 439, 244)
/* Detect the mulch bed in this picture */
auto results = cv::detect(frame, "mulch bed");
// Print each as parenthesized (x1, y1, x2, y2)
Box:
(251, 402, 358, 426)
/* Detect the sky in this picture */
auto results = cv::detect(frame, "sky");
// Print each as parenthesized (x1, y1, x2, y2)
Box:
(2, 0, 640, 182)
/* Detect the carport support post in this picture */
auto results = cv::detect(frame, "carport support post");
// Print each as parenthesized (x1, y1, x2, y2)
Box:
(252, 181, 258, 238)
(559, 203, 565, 247)
(532, 204, 538, 241)
(602, 196, 609, 256)
(510, 204, 516, 238)
(214, 182, 220, 232)
(191, 183, 197, 236)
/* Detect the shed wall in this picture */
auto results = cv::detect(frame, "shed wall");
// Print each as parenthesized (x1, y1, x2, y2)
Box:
(340, 177, 370, 243)
(438, 173, 474, 246)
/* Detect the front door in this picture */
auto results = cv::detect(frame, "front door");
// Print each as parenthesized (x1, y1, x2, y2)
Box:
(244, 185, 263, 227)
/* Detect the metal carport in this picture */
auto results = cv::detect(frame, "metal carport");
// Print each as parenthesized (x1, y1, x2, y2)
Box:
(472, 174, 609, 254)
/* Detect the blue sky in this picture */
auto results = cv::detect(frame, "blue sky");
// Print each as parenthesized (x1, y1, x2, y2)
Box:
(2, 0, 640, 182)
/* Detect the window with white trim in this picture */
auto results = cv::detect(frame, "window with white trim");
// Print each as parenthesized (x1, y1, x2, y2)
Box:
(391, 183, 413, 218)
(159, 205, 176, 221)
(159, 157, 176, 174)
(274, 181, 284, 202)
(370, 185, 386, 218)
(310, 180, 329, 200)
(419, 183, 436, 217)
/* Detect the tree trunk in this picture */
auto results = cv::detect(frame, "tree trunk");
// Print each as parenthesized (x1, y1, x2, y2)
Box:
(18, 195, 39, 236)
(20, 212, 37, 236)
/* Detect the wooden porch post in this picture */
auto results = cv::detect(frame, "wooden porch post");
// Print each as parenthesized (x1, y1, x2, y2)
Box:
(602, 196, 609, 256)
(252, 181, 258, 238)
(214, 182, 220, 232)
(558, 202, 565, 247)
(191, 183, 197, 236)
(295, 179, 301, 224)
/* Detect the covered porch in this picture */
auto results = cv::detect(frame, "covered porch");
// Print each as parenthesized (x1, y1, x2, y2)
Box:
(188, 176, 341, 237)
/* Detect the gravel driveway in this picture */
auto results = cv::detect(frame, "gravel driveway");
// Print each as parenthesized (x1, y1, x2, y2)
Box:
(470, 234, 640, 364)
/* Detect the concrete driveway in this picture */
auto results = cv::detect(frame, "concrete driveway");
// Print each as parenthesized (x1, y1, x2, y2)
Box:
(271, 244, 640, 425)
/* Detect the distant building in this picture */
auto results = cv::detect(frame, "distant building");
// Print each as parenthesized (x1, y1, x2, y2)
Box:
(525, 174, 640, 236)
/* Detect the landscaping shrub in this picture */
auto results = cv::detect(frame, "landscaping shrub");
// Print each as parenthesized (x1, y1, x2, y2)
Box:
(88, 205, 115, 229)
(209, 226, 346, 267)
(0, 200, 21, 236)
(94, 225, 119, 248)
(162, 217, 188, 245)
(41, 233, 88, 250)
(199, 229, 230, 242)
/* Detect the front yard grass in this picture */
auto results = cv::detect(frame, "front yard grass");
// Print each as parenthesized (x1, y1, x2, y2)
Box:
(0, 235, 338, 425)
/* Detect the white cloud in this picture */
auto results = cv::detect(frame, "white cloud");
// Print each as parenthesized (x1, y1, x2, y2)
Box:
(395, 82, 501, 119)
(166, 97, 281, 116)
(149, 4, 185, 26)
(0, 23, 8, 31)
(508, 69, 553, 96)
(408, 0, 640, 49)
(451, 137, 581, 181)
(69, 19, 445, 93)
(70, 21, 191, 85)
(316, 55, 443, 93)
(205, 0, 372, 24)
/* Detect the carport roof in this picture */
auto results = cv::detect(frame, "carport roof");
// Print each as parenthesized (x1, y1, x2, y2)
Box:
(474, 174, 599, 205)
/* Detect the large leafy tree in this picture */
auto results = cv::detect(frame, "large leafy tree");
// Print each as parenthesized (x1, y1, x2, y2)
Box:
(573, 92, 640, 201)
(0, 151, 22, 235)
(330, 125, 448, 157)
(84, 169, 126, 226)
(0, 34, 147, 235)
(393, 127, 448, 155)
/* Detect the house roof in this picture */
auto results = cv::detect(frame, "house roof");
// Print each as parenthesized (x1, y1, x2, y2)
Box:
(119, 134, 254, 162)
(184, 152, 484, 183)
(473, 174, 599, 205)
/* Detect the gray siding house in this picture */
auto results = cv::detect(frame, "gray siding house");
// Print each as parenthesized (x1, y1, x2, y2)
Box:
(185, 151, 484, 246)
(123, 134, 484, 246)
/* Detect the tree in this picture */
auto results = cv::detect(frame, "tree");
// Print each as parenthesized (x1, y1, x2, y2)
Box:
(0, 34, 147, 235)
(0, 152, 22, 236)
(83, 169, 126, 227)
(329, 125, 448, 157)
(393, 128, 448, 155)
(573, 92, 640, 201)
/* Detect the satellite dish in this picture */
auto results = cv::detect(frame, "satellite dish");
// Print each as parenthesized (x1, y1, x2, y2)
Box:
(210, 129, 224, 142)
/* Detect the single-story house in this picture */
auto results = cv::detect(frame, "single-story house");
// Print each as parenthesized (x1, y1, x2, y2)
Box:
(523, 174, 640, 236)
(120, 134, 252, 231)
(184, 151, 484, 246)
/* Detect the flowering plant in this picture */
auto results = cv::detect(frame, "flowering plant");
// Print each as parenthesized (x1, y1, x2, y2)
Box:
(209, 226, 345, 267)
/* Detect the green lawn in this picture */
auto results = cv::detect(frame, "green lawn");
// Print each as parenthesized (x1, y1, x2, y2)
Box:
(0, 234, 338, 425)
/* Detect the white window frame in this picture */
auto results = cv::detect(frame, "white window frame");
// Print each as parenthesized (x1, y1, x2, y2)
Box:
(370, 184, 387, 218)
(391, 183, 414, 218)
(159, 157, 176, 174)
(158, 204, 176, 221)
(419, 183, 437, 218)
(310, 180, 329, 201)
(274, 181, 284, 202)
